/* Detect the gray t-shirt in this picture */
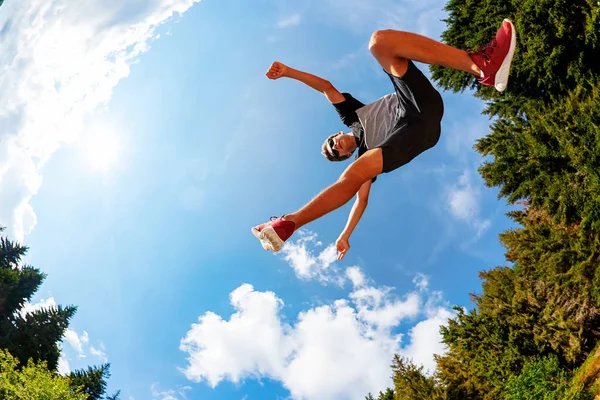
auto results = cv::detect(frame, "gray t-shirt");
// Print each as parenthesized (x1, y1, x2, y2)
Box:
(356, 93, 398, 149)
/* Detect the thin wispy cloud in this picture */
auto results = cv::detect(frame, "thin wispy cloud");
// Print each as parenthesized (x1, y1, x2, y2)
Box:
(64, 329, 90, 358)
(446, 169, 491, 238)
(444, 115, 489, 163)
(90, 344, 108, 363)
(0, 0, 202, 241)
(151, 383, 191, 400)
(276, 13, 301, 29)
(20, 298, 107, 371)
(280, 230, 342, 284)
(318, 0, 446, 37)
(177, 157, 210, 211)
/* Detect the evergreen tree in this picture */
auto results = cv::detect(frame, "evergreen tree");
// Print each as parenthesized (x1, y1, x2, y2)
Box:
(504, 354, 592, 400)
(0, 227, 76, 371)
(69, 364, 112, 400)
(390, 355, 443, 400)
(365, 388, 394, 400)
(0, 227, 118, 399)
(430, 0, 600, 102)
(389, 0, 600, 399)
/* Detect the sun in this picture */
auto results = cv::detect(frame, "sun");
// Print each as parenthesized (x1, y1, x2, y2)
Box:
(79, 129, 122, 172)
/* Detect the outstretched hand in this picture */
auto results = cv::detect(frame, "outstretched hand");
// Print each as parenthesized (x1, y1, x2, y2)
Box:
(336, 236, 350, 260)
(265, 61, 288, 80)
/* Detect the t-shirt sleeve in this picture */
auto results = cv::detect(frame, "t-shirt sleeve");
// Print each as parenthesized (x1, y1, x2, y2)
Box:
(332, 93, 365, 128)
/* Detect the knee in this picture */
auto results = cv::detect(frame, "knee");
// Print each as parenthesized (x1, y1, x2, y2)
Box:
(341, 152, 382, 184)
(369, 30, 393, 55)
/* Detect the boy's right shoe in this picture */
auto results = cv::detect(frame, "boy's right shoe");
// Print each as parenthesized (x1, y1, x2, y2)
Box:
(251, 216, 296, 252)
(469, 18, 517, 92)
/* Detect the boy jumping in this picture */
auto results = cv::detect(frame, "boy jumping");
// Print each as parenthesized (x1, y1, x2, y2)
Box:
(252, 19, 516, 260)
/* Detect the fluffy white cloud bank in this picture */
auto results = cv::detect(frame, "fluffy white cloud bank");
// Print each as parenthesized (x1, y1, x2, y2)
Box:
(0, 0, 201, 241)
(180, 236, 454, 400)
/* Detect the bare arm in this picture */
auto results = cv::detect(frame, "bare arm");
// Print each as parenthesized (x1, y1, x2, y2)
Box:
(336, 179, 372, 260)
(266, 61, 345, 104)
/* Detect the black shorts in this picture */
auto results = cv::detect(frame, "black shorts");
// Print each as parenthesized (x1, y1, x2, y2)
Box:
(334, 60, 444, 174)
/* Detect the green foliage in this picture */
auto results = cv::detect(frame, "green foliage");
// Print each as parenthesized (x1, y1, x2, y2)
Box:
(504, 355, 592, 400)
(0, 227, 119, 399)
(0, 228, 77, 371)
(476, 82, 600, 231)
(0, 230, 45, 318)
(391, 355, 443, 400)
(0, 349, 87, 400)
(365, 388, 394, 400)
(69, 364, 112, 400)
(431, 0, 600, 101)
(436, 307, 525, 399)
(105, 390, 121, 400)
(369, 1, 600, 399)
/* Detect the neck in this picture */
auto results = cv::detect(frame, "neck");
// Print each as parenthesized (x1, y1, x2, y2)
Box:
(348, 132, 358, 151)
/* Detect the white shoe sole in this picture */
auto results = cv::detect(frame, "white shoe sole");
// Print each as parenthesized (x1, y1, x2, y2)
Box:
(251, 226, 284, 252)
(495, 19, 517, 92)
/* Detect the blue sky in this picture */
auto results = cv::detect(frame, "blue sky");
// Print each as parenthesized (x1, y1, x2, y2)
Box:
(1, 0, 516, 399)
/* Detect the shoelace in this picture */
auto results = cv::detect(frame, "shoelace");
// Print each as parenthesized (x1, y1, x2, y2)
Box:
(475, 38, 497, 61)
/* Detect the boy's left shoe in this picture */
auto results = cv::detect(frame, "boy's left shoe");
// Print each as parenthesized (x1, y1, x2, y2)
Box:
(251, 216, 296, 252)
(470, 18, 517, 92)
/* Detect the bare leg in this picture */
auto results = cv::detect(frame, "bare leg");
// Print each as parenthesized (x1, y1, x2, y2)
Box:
(368, 30, 480, 78)
(285, 149, 383, 229)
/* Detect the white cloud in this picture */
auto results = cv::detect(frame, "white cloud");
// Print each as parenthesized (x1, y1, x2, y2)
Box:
(90, 343, 108, 363)
(349, 277, 421, 331)
(413, 273, 429, 291)
(57, 353, 71, 375)
(401, 305, 451, 373)
(180, 268, 453, 400)
(0, 0, 201, 241)
(61, 326, 109, 368)
(276, 14, 301, 29)
(345, 266, 366, 287)
(64, 329, 89, 357)
(19, 296, 57, 318)
(280, 231, 342, 284)
(180, 284, 294, 387)
(446, 170, 491, 238)
(19, 298, 108, 372)
(151, 383, 191, 400)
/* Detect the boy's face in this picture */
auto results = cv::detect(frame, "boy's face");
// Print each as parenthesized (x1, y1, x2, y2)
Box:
(327, 132, 353, 159)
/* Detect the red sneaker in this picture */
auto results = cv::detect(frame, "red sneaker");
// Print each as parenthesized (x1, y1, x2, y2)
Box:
(469, 18, 517, 92)
(251, 216, 296, 252)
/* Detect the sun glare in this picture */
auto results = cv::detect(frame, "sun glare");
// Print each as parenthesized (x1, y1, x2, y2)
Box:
(79, 129, 122, 172)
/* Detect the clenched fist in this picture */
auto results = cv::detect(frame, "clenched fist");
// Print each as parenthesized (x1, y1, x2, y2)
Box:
(336, 236, 350, 260)
(265, 61, 289, 80)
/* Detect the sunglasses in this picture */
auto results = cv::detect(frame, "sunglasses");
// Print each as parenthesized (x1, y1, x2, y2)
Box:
(328, 138, 340, 159)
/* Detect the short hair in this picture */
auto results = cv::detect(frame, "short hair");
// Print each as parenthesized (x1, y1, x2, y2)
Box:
(321, 132, 353, 162)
